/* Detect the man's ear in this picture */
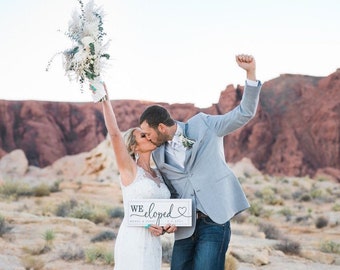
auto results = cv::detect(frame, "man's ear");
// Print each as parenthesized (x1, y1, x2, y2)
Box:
(158, 123, 167, 133)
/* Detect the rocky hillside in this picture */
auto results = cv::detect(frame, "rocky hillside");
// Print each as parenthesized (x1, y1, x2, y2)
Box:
(0, 137, 339, 269)
(0, 70, 340, 180)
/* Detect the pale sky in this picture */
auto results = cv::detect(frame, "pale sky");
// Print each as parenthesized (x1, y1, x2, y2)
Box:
(1, 0, 339, 107)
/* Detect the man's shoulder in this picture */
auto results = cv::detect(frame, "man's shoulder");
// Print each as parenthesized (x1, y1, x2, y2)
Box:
(184, 112, 210, 128)
(187, 112, 207, 122)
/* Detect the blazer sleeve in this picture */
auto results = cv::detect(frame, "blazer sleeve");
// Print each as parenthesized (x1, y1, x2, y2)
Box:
(203, 82, 261, 137)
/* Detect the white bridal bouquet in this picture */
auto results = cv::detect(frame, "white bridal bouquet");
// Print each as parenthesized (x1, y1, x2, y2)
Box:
(46, 0, 110, 102)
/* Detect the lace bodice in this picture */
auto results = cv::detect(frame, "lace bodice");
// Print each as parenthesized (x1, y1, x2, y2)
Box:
(121, 166, 170, 201)
(114, 166, 170, 270)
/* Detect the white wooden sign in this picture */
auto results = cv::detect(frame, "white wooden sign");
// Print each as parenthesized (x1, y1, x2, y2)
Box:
(127, 199, 192, 226)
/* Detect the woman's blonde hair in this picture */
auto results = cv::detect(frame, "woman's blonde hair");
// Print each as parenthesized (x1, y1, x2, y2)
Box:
(123, 128, 138, 160)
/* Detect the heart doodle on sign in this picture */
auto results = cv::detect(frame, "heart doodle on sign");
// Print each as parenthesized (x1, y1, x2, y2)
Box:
(177, 207, 187, 216)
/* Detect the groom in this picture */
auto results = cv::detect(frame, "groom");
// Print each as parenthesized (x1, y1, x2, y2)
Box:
(139, 54, 262, 270)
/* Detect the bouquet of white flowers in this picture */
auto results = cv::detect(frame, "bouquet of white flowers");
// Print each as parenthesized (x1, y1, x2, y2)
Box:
(46, 0, 110, 102)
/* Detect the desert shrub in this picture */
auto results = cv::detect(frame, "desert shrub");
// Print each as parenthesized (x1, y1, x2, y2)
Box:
(320, 240, 340, 254)
(21, 255, 45, 270)
(55, 199, 78, 217)
(261, 209, 274, 219)
(85, 244, 114, 265)
(246, 215, 259, 225)
(280, 188, 293, 200)
(33, 181, 61, 196)
(299, 193, 312, 202)
(88, 208, 109, 224)
(238, 176, 246, 183)
(278, 207, 293, 221)
(162, 240, 173, 264)
(0, 214, 11, 236)
(332, 203, 340, 212)
(59, 244, 85, 261)
(292, 180, 299, 187)
(248, 201, 263, 217)
(254, 190, 262, 199)
(91, 231, 116, 242)
(22, 244, 46, 256)
(295, 216, 309, 223)
(0, 217, 9, 236)
(232, 212, 247, 224)
(49, 180, 62, 192)
(42, 229, 56, 247)
(260, 186, 281, 205)
(0, 181, 33, 198)
(225, 253, 238, 270)
(70, 205, 96, 221)
(315, 216, 328, 229)
(0, 181, 59, 199)
(310, 188, 323, 199)
(263, 175, 271, 182)
(292, 190, 303, 200)
(55, 200, 109, 224)
(258, 223, 281, 239)
(107, 207, 124, 219)
(275, 238, 301, 255)
(33, 184, 50, 197)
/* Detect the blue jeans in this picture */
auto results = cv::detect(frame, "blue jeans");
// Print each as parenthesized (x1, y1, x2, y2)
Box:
(171, 217, 231, 270)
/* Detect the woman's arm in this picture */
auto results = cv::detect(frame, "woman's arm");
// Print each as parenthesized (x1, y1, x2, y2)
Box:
(100, 83, 136, 186)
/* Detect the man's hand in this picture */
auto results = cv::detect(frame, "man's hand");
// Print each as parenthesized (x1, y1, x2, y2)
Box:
(235, 54, 256, 81)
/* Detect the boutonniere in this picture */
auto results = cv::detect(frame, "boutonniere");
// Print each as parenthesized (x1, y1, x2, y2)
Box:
(178, 134, 195, 149)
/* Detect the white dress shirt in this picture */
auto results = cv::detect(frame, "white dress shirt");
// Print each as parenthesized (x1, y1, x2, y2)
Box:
(165, 125, 186, 169)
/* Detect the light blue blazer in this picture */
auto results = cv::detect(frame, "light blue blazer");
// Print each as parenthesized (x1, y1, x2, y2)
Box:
(152, 82, 262, 240)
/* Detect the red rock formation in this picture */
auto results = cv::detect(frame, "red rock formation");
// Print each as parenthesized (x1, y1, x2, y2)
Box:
(0, 70, 339, 178)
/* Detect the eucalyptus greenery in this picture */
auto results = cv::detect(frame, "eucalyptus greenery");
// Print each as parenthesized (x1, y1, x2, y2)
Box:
(46, 0, 110, 91)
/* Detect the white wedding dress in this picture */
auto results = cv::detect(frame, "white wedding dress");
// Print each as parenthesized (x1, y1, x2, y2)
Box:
(114, 166, 171, 270)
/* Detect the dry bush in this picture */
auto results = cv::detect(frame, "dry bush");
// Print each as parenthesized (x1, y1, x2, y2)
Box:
(332, 203, 340, 211)
(0, 214, 12, 236)
(55, 199, 78, 217)
(91, 230, 116, 242)
(248, 200, 263, 217)
(54, 199, 111, 224)
(258, 223, 281, 240)
(33, 184, 51, 197)
(275, 238, 301, 255)
(0, 181, 33, 198)
(232, 212, 248, 224)
(315, 216, 328, 229)
(59, 244, 85, 261)
(225, 253, 238, 270)
(107, 206, 124, 219)
(85, 244, 114, 265)
(22, 244, 46, 256)
(0, 180, 59, 199)
(320, 240, 340, 254)
(21, 255, 45, 270)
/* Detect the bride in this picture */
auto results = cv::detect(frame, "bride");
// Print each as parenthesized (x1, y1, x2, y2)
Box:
(98, 82, 177, 270)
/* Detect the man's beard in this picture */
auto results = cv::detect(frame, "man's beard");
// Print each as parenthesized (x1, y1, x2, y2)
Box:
(153, 130, 168, 147)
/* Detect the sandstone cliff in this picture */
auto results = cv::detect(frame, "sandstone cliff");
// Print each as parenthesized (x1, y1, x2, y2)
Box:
(0, 70, 339, 179)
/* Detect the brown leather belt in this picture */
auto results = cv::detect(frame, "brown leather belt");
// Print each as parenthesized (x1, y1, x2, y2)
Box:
(196, 211, 208, 219)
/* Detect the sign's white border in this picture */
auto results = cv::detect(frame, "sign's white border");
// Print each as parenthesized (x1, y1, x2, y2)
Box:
(127, 199, 192, 226)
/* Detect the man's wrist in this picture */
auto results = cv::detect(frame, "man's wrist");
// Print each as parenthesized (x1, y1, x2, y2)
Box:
(246, 70, 256, 81)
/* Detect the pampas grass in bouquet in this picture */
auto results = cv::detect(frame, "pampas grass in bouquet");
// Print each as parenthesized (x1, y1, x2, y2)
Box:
(46, 0, 110, 102)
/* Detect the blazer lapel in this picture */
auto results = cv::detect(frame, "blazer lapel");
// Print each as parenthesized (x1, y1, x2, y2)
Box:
(181, 122, 200, 171)
(153, 145, 184, 173)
